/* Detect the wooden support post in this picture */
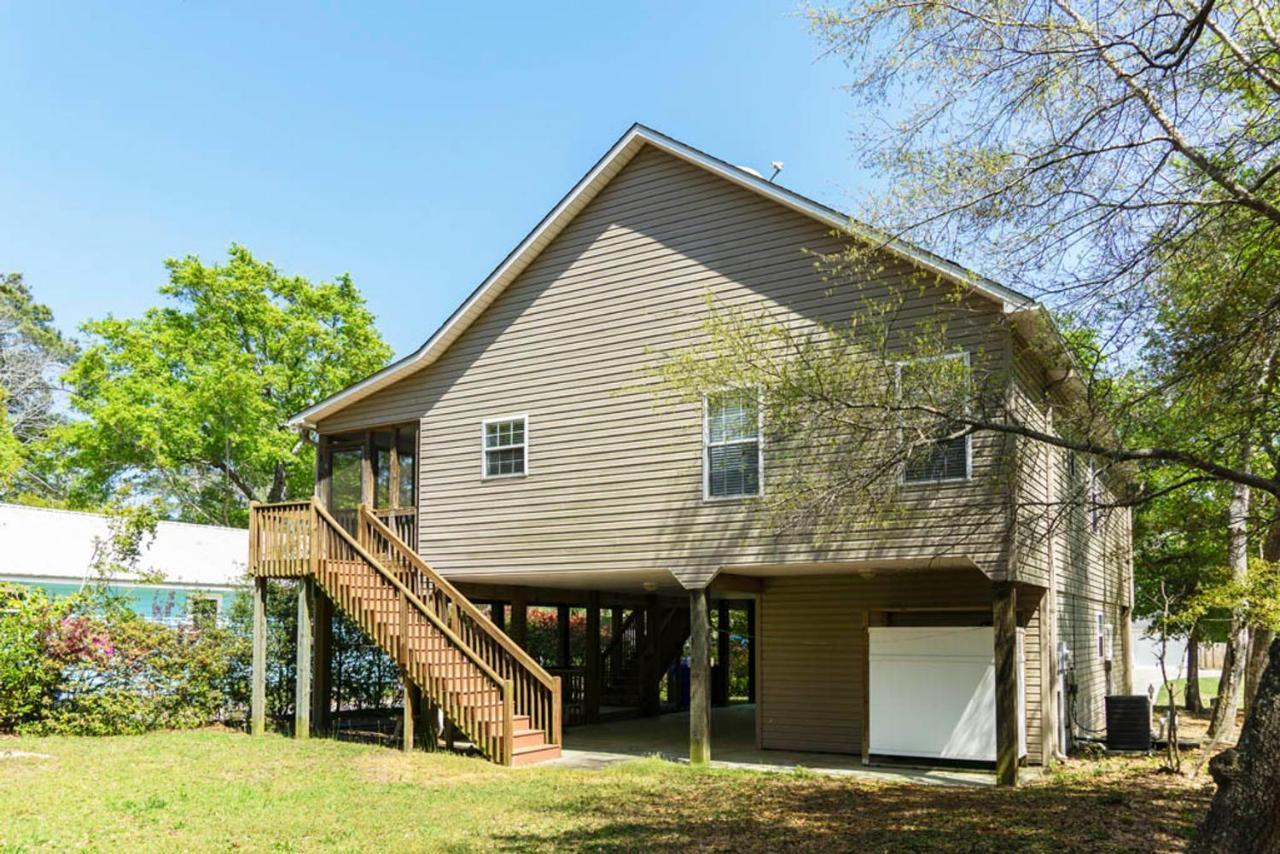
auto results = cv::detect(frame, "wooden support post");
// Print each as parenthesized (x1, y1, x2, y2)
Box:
(312, 590, 332, 735)
(294, 579, 314, 739)
(251, 576, 268, 736)
(585, 592, 601, 723)
(402, 678, 418, 752)
(360, 430, 374, 507)
(610, 607, 624, 677)
(993, 582, 1020, 786)
(641, 595, 660, 716)
(388, 427, 401, 509)
(714, 599, 731, 706)
(557, 604, 571, 668)
(315, 434, 332, 509)
(855, 612, 875, 763)
(492, 602, 505, 633)
(689, 588, 711, 765)
(746, 599, 757, 703)
(510, 591, 528, 649)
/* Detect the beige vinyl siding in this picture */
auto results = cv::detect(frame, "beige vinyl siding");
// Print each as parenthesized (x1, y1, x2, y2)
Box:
(1059, 594, 1127, 733)
(318, 145, 1014, 588)
(756, 569, 1053, 760)
(1007, 335, 1134, 742)
(759, 576, 864, 753)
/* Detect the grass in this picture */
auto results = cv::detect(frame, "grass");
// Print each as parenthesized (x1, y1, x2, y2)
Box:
(0, 729, 1214, 852)
(1156, 676, 1221, 708)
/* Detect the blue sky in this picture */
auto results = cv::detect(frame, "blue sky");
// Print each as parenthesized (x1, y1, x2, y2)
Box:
(1, 1, 879, 358)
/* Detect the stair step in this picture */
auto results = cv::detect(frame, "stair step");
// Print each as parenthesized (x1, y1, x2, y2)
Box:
(511, 742, 562, 767)
(477, 712, 531, 728)
(309, 535, 555, 770)
(511, 728, 547, 750)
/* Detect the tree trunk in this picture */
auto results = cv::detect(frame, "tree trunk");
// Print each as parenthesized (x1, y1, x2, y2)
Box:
(1187, 628, 1204, 715)
(1208, 468, 1250, 742)
(1247, 516, 1280, 711)
(1246, 630, 1275, 711)
(1191, 638, 1280, 853)
(267, 461, 288, 503)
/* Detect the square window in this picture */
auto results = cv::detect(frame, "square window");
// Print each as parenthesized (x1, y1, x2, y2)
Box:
(483, 417, 527, 478)
(897, 353, 971, 483)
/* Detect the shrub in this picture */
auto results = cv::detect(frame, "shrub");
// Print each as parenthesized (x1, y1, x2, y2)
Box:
(0, 584, 64, 729)
(0, 582, 244, 736)
(223, 579, 402, 721)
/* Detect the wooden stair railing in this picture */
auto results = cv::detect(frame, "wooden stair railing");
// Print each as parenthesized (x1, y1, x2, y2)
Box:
(369, 506, 416, 549)
(599, 605, 691, 710)
(600, 609, 645, 706)
(355, 505, 562, 752)
(249, 499, 560, 766)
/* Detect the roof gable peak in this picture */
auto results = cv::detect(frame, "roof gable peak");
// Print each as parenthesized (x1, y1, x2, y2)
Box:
(292, 124, 1034, 429)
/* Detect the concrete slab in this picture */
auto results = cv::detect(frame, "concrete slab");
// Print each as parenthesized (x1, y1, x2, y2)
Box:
(551, 703, 996, 787)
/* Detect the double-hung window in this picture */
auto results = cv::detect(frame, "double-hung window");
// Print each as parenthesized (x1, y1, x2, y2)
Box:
(482, 416, 527, 478)
(897, 352, 972, 484)
(704, 390, 761, 499)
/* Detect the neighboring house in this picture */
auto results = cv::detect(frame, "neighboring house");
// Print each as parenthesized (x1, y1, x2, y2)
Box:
(248, 124, 1133, 776)
(0, 503, 247, 625)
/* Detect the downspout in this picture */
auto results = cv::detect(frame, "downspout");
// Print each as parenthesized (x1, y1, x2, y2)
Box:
(1046, 405, 1068, 763)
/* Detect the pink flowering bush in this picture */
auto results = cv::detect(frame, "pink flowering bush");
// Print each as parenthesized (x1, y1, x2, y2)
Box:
(0, 583, 242, 735)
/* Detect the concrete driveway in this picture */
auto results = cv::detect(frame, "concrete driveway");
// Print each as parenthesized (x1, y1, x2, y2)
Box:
(552, 703, 996, 786)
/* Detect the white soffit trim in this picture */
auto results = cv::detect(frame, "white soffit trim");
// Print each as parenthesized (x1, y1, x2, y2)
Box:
(291, 124, 1036, 429)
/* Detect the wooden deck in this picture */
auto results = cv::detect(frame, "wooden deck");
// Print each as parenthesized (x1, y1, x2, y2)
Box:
(248, 499, 562, 766)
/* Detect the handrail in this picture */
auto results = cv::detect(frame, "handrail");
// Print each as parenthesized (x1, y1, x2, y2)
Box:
(602, 608, 643, 662)
(313, 502, 504, 686)
(358, 505, 558, 693)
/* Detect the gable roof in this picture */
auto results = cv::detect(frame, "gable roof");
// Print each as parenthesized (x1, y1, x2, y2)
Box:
(291, 123, 1037, 429)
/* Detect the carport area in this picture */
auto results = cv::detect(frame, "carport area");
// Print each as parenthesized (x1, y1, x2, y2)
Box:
(555, 703, 996, 786)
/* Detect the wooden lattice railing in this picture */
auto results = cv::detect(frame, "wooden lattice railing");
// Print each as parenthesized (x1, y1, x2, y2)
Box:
(369, 506, 416, 550)
(248, 498, 560, 765)
(356, 505, 562, 750)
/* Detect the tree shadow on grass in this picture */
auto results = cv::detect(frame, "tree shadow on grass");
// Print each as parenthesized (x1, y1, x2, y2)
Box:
(491, 765, 1211, 853)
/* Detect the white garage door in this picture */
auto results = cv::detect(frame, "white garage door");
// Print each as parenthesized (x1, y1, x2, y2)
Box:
(869, 626, 1025, 762)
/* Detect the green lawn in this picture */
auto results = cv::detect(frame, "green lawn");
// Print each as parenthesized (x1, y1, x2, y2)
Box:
(1156, 676, 1221, 708)
(0, 730, 1212, 852)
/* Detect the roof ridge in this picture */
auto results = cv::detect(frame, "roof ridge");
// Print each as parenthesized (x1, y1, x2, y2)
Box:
(0, 502, 247, 534)
(289, 124, 1036, 429)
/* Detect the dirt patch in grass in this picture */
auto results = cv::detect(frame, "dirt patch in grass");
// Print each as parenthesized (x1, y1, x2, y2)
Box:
(495, 757, 1213, 852)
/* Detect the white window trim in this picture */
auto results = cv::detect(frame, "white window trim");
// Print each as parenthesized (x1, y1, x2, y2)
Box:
(894, 351, 973, 485)
(702, 391, 764, 502)
(480, 414, 529, 480)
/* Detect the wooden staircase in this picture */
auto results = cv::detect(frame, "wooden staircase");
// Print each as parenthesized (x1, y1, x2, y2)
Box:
(249, 499, 562, 766)
(601, 604, 691, 710)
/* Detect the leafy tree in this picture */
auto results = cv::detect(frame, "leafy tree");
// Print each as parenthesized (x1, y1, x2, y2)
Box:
(797, 3, 1280, 842)
(58, 246, 392, 524)
(657, 0, 1280, 840)
(0, 272, 79, 501)
(1133, 468, 1229, 713)
(0, 395, 23, 494)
